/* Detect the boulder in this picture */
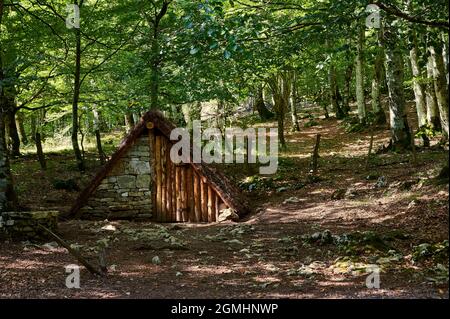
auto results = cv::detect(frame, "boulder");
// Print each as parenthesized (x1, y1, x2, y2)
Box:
(218, 208, 239, 222)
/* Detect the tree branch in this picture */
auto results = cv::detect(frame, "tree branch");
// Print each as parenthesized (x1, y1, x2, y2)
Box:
(374, 2, 449, 29)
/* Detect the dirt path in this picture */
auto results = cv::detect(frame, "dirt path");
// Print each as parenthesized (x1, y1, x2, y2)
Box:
(1, 109, 448, 299)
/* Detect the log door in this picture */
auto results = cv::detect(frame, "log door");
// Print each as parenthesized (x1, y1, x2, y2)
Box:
(149, 131, 225, 223)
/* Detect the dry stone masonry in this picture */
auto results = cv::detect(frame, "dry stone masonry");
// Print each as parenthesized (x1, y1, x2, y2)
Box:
(79, 135, 153, 220)
(0, 211, 59, 240)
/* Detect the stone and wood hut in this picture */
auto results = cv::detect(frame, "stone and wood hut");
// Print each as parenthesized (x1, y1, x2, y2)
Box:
(68, 111, 249, 223)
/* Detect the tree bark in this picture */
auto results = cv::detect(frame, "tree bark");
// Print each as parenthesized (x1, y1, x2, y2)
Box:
(124, 111, 135, 132)
(93, 108, 106, 165)
(425, 55, 441, 130)
(6, 108, 20, 157)
(35, 132, 46, 171)
(290, 73, 300, 132)
(148, 1, 170, 110)
(0, 1, 18, 211)
(269, 73, 291, 149)
(371, 28, 387, 125)
(71, 15, 85, 171)
(16, 111, 28, 145)
(254, 85, 274, 120)
(30, 113, 37, 143)
(429, 43, 449, 141)
(383, 22, 411, 149)
(342, 64, 353, 115)
(409, 31, 427, 128)
(329, 63, 344, 119)
(0, 113, 17, 212)
(355, 23, 367, 124)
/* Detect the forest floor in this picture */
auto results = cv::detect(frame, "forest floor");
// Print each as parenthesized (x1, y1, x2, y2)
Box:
(1, 105, 449, 299)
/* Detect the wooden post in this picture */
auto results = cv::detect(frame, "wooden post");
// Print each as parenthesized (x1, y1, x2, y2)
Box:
(180, 167, 187, 222)
(148, 131, 157, 219)
(187, 169, 195, 222)
(365, 130, 374, 170)
(201, 179, 208, 222)
(155, 136, 162, 221)
(165, 140, 172, 222)
(171, 160, 176, 221)
(208, 186, 215, 222)
(161, 137, 167, 223)
(193, 173, 201, 222)
(175, 166, 182, 222)
(215, 196, 220, 220)
(310, 134, 321, 176)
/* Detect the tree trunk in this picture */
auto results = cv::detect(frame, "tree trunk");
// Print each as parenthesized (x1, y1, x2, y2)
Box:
(71, 24, 85, 171)
(356, 24, 367, 124)
(383, 23, 411, 149)
(93, 108, 106, 165)
(6, 108, 20, 157)
(425, 55, 441, 130)
(150, 33, 159, 110)
(0, 113, 17, 212)
(442, 32, 449, 84)
(124, 110, 135, 132)
(372, 28, 387, 125)
(342, 64, 353, 115)
(409, 31, 427, 128)
(329, 63, 344, 119)
(269, 73, 291, 149)
(254, 85, 274, 120)
(35, 132, 46, 171)
(0, 0, 18, 212)
(277, 114, 286, 147)
(16, 111, 28, 145)
(429, 43, 449, 141)
(30, 113, 37, 143)
(290, 73, 300, 132)
(426, 58, 440, 128)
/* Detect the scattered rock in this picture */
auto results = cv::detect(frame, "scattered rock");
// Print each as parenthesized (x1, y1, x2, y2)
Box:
(101, 224, 117, 232)
(41, 242, 59, 250)
(344, 188, 358, 199)
(331, 189, 346, 200)
(389, 179, 419, 191)
(283, 197, 301, 205)
(218, 209, 239, 222)
(152, 256, 161, 265)
(224, 239, 244, 245)
(276, 187, 289, 193)
(375, 176, 387, 188)
(408, 200, 418, 210)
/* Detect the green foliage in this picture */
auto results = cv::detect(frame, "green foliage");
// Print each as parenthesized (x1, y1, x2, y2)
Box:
(415, 124, 440, 139)
(52, 179, 80, 192)
(304, 119, 319, 128)
(412, 240, 449, 263)
(302, 230, 398, 256)
(239, 175, 275, 191)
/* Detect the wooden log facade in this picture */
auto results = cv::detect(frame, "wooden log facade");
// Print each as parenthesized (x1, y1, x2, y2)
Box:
(68, 111, 249, 223)
(150, 132, 225, 222)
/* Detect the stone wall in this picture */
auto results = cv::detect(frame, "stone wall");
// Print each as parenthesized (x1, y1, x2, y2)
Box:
(0, 211, 59, 241)
(80, 135, 153, 220)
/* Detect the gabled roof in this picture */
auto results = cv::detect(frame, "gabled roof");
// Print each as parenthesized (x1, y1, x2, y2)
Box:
(67, 110, 250, 219)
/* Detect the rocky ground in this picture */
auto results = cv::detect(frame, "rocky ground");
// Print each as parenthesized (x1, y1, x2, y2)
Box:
(1, 106, 448, 299)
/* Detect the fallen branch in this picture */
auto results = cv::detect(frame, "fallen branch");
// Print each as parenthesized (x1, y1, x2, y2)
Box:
(38, 224, 106, 277)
